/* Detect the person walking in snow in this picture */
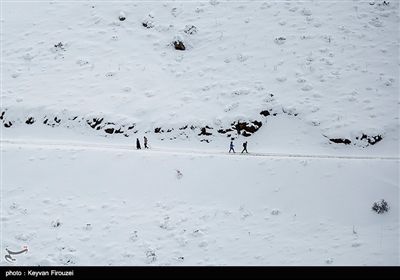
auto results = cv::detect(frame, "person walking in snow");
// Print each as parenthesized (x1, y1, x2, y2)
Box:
(229, 140, 235, 153)
(241, 141, 248, 153)
(136, 138, 141, 149)
(144, 136, 149, 149)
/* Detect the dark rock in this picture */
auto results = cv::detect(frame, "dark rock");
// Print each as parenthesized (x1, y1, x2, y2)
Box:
(260, 110, 270, 117)
(87, 118, 103, 129)
(174, 40, 186, 50)
(119, 12, 126, 21)
(198, 127, 212, 136)
(218, 128, 233, 134)
(329, 138, 351, 145)
(142, 20, 154, 28)
(26, 117, 35, 124)
(359, 134, 383, 145)
(252, 120, 262, 128)
(105, 128, 114, 134)
(233, 120, 262, 135)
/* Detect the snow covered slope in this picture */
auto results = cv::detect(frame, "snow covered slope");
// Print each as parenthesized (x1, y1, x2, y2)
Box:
(2, 1, 399, 156)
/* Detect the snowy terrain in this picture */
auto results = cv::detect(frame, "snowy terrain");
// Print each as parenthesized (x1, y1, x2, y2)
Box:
(1, 0, 399, 267)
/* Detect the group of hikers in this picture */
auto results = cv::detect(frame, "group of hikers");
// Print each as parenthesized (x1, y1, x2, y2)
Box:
(229, 140, 248, 154)
(135, 136, 249, 154)
(136, 136, 149, 149)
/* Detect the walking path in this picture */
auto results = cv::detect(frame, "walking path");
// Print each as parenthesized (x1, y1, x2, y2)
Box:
(1, 139, 398, 161)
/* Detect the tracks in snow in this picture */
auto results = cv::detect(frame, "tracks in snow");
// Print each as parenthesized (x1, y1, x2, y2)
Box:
(0, 139, 398, 161)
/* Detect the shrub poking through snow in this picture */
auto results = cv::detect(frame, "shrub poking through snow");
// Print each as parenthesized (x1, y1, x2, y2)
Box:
(175, 169, 183, 179)
(184, 25, 198, 35)
(145, 250, 156, 264)
(51, 219, 61, 227)
(275, 37, 286, 45)
(372, 199, 389, 214)
(54, 42, 65, 50)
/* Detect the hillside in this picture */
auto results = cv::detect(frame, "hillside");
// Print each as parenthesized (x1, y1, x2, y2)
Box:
(1, 0, 398, 155)
(1, 0, 399, 269)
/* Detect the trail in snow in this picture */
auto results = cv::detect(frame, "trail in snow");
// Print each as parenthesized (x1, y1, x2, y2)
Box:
(1, 139, 398, 161)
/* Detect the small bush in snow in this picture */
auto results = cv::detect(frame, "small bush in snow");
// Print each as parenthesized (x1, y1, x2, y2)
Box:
(372, 199, 389, 214)
(175, 169, 183, 179)
(146, 250, 156, 264)
(54, 42, 65, 50)
(51, 219, 61, 227)
(271, 209, 281, 215)
(274, 37, 286, 45)
(184, 25, 198, 35)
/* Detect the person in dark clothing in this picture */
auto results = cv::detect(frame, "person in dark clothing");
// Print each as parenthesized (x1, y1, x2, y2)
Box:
(241, 141, 248, 153)
(136, 138, 141, 149)
(229, 140, 235, 153)
(144, 136, 148, 149)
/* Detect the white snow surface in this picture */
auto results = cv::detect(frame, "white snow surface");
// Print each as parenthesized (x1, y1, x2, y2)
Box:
(1, 0, 399, 267)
